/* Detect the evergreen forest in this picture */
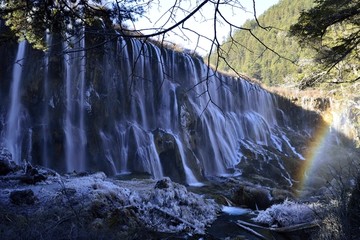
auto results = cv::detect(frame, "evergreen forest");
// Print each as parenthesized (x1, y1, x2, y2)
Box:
(210, 0, 359, 90)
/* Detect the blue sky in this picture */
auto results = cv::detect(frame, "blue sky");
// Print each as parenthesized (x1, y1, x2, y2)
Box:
(132, 0, 279, 55)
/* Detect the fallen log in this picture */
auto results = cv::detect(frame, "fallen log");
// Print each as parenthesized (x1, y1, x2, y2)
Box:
(237, 219, 320, 232)
(235, 222, 270, 240)
(0, 173, 46, 184)
(152, 206, 199, 230)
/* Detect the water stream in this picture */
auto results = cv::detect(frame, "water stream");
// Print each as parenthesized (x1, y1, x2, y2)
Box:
(63, 32, 86, 172)
(0, 36, 310, 186)
(5, 41, 26, 164)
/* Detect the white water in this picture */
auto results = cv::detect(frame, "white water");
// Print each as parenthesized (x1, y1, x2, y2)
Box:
(64, 31, 86, 172)
(5, 41, 26, 164)
(99, 130, 119, 174)
(42, 34, 51, 167)
(132, 125, 164, 179)
(222, 206, 250, 215)
(78, 31, 87, 171)
(1, 37, 309, 185)
(64, 44, 75, 171)
(26, 128, 33, 163)
(148, 133, 165, 179)
(281, 134, 305, 160)
(117, 127, 129, 173)
(174, 135, 204, 186)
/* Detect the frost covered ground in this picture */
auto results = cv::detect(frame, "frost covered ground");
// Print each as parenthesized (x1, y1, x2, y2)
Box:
(252, 199, 317, 227)
(0, 170, 219, 240)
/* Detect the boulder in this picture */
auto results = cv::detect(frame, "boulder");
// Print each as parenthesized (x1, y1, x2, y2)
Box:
(232, 185, 271, 210)
(19, 162, 48, 184)
(271, 188, 295, 204)
(0, 147, 17, 175)
(153, 129, 187, 183)
(10, 189, 37, 205)
(155, 177, 171, 189)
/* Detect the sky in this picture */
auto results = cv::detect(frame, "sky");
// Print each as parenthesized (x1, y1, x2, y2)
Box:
(131, 0, 279, 55)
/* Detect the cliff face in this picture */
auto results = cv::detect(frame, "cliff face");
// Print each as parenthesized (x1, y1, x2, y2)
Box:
(333, 100, 360, 146)
(0, 29, 343, 188)
(287, 92, 359, 146)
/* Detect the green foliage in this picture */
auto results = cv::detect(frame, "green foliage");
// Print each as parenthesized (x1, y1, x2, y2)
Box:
(290, 0, 360, 55)
(210, 0, 316, 86)
(290, 0, 360, 85)
(211, 0, 359, 89)
(0, 0, 145, 50)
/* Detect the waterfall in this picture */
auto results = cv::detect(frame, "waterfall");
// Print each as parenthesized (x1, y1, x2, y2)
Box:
(99, 130, 119, 175)
(41, 34, 51, 167)
(147, 133, 164, 179)
(78, 30, 87, 170)
(174, 135, 203, 186)
(0, 35, 311, 186)
(26, 128, 33, 163)
(115, 125, 129, 173)
(63, 31, 86, 173)
(5, 41, 26, 164)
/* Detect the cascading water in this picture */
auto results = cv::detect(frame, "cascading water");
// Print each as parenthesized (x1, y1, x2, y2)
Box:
(0, 33, 312, 186)
(5, 41, 26, 164)
(78, 30, 87, 170)
(174, 135, 203, 186)
(41, 34, 51, 167)
(63, 31, 86, 172)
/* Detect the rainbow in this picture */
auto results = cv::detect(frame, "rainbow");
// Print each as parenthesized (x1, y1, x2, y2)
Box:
(296, 112, 334, 196)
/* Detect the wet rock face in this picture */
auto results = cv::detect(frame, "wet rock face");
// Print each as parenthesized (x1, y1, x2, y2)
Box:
(332, 99, 360, 146)
(276, 95, 323, 131)
(0, 33, 333, 187)
(0, 147, 18, 175)
(153, 128, 176, 153)
(298, 97, 331, 113)
(236, 140, 305, 187)
(153, 129, 186, 184)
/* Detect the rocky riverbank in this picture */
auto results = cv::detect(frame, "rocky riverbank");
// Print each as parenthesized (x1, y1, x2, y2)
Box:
(3, 143, 359, 240)
(0, 149, 219, 240)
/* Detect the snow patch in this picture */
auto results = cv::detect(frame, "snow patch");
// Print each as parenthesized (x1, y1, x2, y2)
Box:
(252, 200, 316, 227)
(0, 173, 218, 235)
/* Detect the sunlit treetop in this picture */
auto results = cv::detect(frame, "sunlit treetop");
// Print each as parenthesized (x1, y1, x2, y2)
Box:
(290, 0, 360, 73)
(0, 0, 145, 50)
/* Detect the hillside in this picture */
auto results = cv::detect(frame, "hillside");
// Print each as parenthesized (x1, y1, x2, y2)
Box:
(208, 0, 360, 146)
(209, 0, 357, 88)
